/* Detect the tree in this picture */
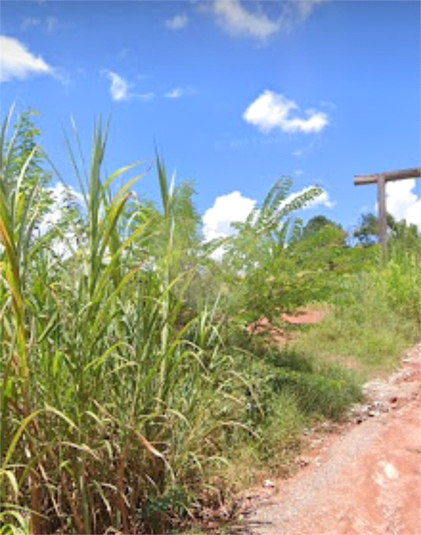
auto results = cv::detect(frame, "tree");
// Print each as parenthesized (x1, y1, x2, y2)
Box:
(5, 108, 52, 190)
(213, 177, 323, 322)
(353, 213, 379, 246)
(290, 217, 347, 266)
(301, 215, 345, 241)
(353, 211, 419, 249)
(1, 108, 57, 243)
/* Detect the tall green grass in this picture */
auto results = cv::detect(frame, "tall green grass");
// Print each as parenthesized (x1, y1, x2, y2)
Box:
(0, 115, 251, 534)
(292, 246, 420, 376)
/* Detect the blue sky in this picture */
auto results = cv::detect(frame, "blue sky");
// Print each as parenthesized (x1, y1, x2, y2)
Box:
(1, 0, 420, 240)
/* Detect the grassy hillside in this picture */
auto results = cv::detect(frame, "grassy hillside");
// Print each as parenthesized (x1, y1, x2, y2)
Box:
(1, 111, 419, 534)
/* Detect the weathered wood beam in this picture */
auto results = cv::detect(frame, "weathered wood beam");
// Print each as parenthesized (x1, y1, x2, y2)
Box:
(377, 175, 387, 258)
(354, 167, 421, 186)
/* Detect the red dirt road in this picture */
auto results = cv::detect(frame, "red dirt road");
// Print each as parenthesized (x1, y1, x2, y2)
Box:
(247, 342, 421, 535)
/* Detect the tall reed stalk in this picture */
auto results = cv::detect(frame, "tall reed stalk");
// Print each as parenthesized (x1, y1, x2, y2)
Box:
(1, 115, 247, 534)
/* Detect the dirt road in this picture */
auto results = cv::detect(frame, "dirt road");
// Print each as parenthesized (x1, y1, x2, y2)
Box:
(246, 342, 421, 535)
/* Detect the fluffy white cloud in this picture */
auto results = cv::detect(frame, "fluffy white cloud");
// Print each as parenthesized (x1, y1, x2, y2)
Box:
(202, 191, 256, 242)
(212, 0, 281, 39)
(386, 179, 421, 229)
(296, 0, 328, 19)
(165, 87, 184, 99)
(105, 71, 130, 101)
(104, 71, 154, 102)
(207, 0, 327, 40)
(165, 14, 188, 30)
(0, 35, 53, 82)
(243, 91, 329, 134)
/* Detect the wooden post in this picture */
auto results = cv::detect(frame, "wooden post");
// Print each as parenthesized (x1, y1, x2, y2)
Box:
(377, 175, 387, 258)
(354, 168, 421, 258)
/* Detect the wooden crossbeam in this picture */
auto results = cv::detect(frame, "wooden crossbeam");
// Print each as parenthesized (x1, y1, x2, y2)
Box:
(353, 167, 421, 259)
(354, 167, 421, 186)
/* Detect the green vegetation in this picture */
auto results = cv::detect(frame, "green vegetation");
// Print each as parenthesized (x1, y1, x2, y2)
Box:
(293, 215, 420, 377)
(1, 110, 419, 534)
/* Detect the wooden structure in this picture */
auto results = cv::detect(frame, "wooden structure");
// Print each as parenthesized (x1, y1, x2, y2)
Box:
(354, 167, 421, 256)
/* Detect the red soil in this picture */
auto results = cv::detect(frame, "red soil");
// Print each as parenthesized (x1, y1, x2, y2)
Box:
(247, 307, 327, 345)
(281, 308, 327, 325)
(246, 342, 421, 535)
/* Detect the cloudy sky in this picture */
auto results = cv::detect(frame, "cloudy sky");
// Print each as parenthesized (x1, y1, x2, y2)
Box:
(1, 0, 420, 239)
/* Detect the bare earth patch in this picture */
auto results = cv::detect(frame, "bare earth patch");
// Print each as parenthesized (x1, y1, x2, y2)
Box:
(247, 307, 328, 346)
(243, 341, 421, 535)
(281, 308, 327, 325)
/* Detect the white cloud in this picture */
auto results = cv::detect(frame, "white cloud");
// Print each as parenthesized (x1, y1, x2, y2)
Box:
(20, 16, 61, 34)
(165, 14, 189, 30)
(20, 18, 41, 30)
(116, 48, 130, 61)
(165, 87, 184, 99)
(104, 71, 154, 102)
(386, 179, 421, 229)
(212, 0, 281, 40)
(46, 16, 59, 34)
(243, 91, 329, 134)
(202, 191, 256, 242)
(206, 0, 327, 40)
(296, 0, 328, 19)
(105, 71, 130, 101)
(164, 87, 195, 99)
(0, 35, 53, 83)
